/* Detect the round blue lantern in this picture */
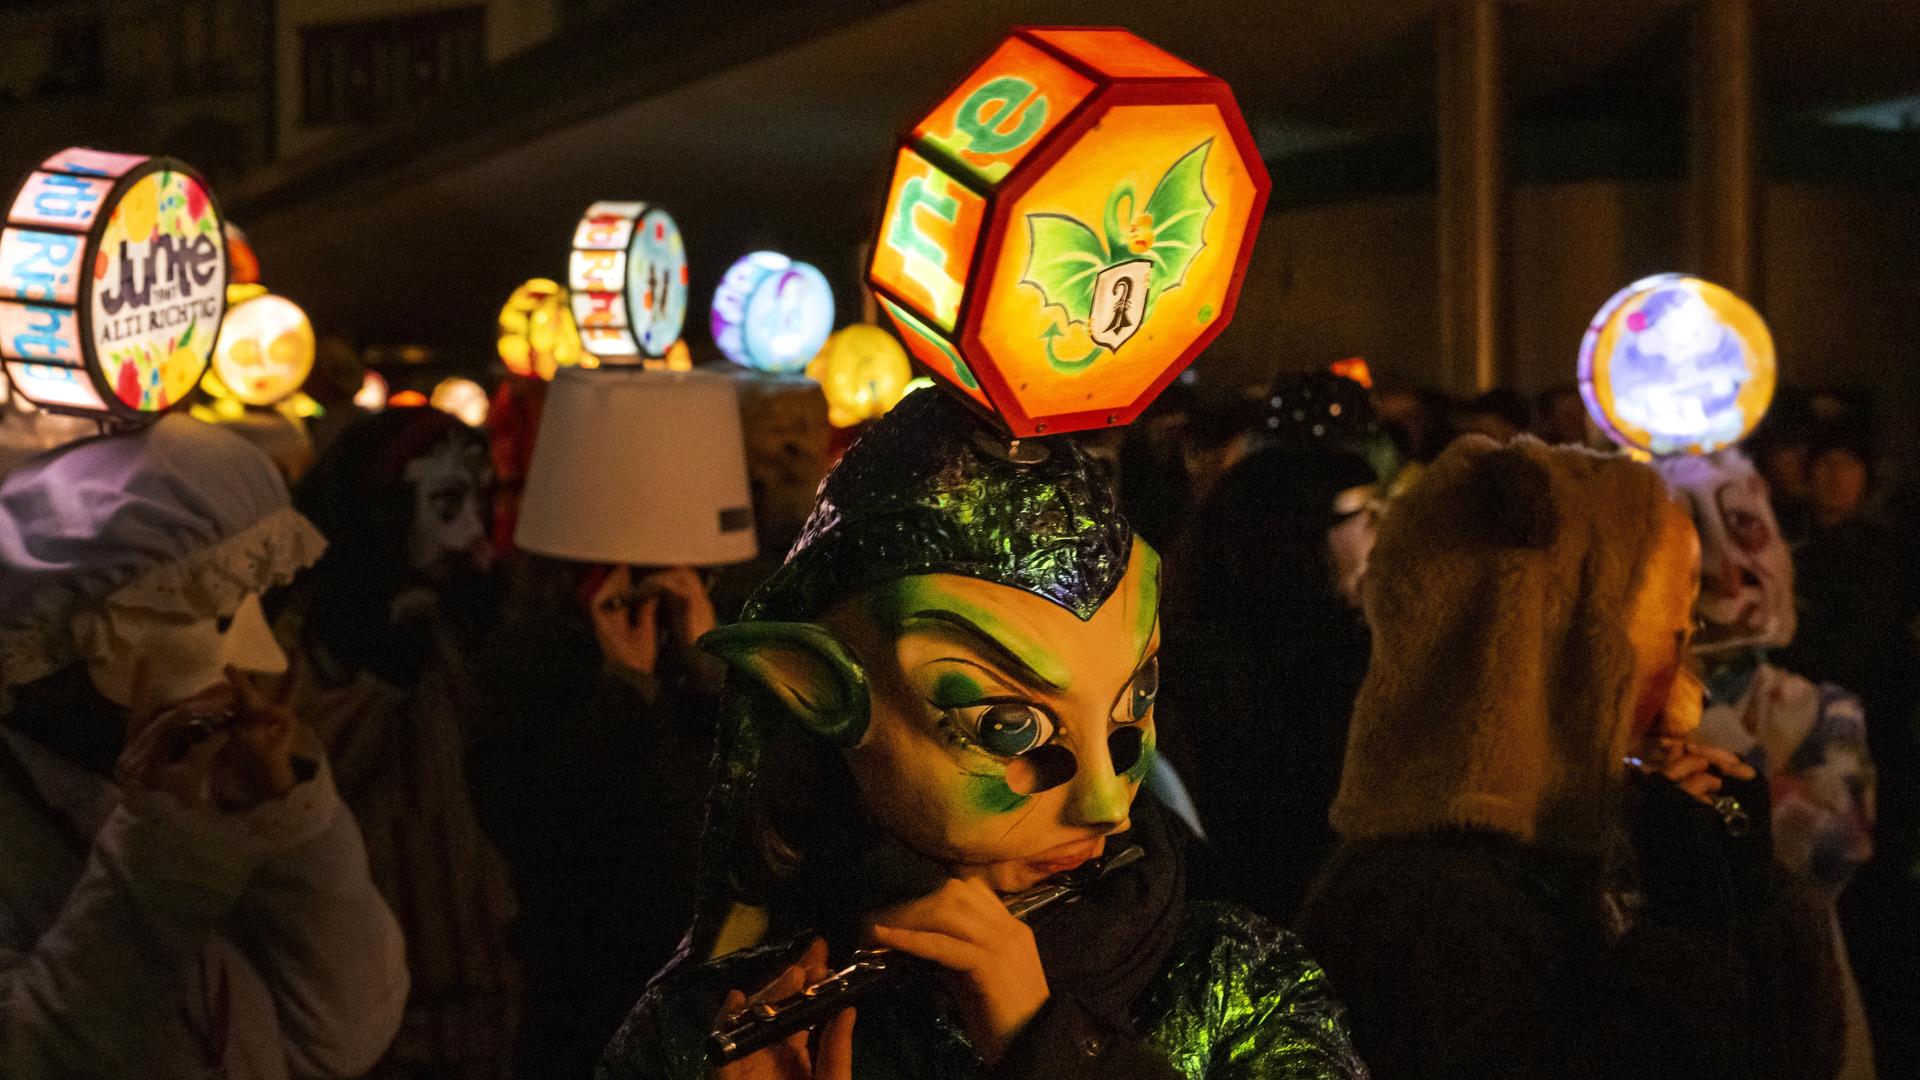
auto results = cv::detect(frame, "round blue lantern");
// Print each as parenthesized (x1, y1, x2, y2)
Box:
(710, 251, 834, 374)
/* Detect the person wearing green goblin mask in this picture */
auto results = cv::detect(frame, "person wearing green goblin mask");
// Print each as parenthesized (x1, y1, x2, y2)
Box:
(595, 386, 1368, 1080)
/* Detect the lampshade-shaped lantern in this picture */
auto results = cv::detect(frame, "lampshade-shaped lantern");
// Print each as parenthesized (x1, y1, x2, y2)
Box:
(570, 201, 688, 362)
(0, 148, 228, 419)
(206, 293, 315, 406)
(1579, 273, 1775, 457)
(515, 367, 756, 567)
(710, 251, 835, 374)
(868, 27, 1270, 437)
(498, 277, 585, 380)
(808, 323, 913, 427)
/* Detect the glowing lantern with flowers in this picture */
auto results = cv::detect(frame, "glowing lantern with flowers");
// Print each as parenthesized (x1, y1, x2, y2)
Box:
(868, 27, 1270, 437)
(0, 148, 228, 420)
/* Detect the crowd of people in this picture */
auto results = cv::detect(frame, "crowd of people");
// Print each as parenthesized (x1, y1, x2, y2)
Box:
(0, 353, 1913, 1080)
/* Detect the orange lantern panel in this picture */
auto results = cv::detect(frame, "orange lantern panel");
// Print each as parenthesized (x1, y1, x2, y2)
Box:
(871, 148, 990, 334)
(881, 298, 991, 412)
(911, 36, 1095, 188)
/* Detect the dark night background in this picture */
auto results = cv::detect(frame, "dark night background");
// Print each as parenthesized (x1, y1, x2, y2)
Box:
(0, 0, 1912, 470)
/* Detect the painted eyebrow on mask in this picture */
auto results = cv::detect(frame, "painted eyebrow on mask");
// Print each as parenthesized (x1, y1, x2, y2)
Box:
(901, 609, 1070, 693)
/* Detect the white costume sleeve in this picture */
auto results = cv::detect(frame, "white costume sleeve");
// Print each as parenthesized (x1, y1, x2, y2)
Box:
(0, 785, 255, 1075)
(229, 735, 409, 1079)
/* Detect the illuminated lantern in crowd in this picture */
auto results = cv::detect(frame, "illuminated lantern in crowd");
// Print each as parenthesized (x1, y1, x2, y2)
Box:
(1330, 356, 1374, 390)
(570, 201, 688, 362)
(0, 148, 228, 419)
(206, 293, 315, 407)
(224, 222, 261, 288)
(498, 277, 586, 380)
(808, 323, 913, 427)
(355, 370, 389, 411)
(1579, 273, 1776, 457)
(431, 377, 491, 427)
(710, 251, 835, 374)
(868, 27, 1270, 437)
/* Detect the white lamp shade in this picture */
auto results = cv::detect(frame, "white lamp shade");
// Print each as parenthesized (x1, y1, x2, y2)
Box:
(515, 367, 758, 566)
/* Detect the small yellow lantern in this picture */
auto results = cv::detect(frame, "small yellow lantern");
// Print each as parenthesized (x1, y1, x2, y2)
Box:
(807, 324, 913, 427)
(205, 293, 315, 407)
(498, 278, 586, 380)
(431, 376, 491, 428)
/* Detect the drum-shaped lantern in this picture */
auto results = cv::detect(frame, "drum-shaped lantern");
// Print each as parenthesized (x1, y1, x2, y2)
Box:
(570, 201, 688, 361)
(0, 149, 228, 419)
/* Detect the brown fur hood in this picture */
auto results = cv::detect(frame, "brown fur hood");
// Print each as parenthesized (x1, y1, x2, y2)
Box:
(1330, 436, 1672, 853)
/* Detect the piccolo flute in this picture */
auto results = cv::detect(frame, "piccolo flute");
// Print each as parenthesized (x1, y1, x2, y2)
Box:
(706, 842, 1145, 1065)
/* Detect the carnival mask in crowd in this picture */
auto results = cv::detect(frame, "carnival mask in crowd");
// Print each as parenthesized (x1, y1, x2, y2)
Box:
(736, 545, 1159, 895)
(1657, 450, 1795, 654)
(404, 434, 493, 579)
(702, 389, 1154, 900)
(87, 593, 288, 708)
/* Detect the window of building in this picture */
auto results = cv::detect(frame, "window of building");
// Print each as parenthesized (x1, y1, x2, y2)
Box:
(176, 0, 241, 92)
(301, 6, 486, 127)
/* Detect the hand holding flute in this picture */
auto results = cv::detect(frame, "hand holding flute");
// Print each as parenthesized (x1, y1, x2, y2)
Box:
(710, 844, 1143, 1076)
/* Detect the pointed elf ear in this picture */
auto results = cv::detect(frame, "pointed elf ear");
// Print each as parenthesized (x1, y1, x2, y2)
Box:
(699, 621, 870, 746)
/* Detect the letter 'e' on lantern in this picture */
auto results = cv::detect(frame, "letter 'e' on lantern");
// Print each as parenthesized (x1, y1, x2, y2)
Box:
(868, 27, 1270, 437)
(0, 149, 228, 421)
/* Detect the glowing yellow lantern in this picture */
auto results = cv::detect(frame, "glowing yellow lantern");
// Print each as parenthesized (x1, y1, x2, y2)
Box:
(355, 370, 389, 411)
(1579, 273, 1776, 457)
(868, 27, 1270, 437)
(431, 376, 490, 427)
(0, 148, 228, 420)
(498, 278, 586, 380)
(808, 324, 913, 427)
(206, 293, 315, 407)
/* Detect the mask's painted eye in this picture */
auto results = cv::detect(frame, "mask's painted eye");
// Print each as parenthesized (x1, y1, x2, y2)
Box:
(1006, 744, 1078, 795)
(1125, 656, 1159, 723)
(951, 702, 1057, 757)
(1109, 726, 1145, 776)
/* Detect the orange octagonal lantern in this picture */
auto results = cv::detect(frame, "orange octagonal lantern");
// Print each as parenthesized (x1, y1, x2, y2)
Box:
(869, 26, 1270, 437)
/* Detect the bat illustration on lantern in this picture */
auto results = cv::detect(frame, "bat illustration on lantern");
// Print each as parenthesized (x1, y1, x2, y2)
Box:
(1020, 139, 1214, 367)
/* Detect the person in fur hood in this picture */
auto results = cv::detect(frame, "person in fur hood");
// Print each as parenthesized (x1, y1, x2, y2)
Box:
(1297, 434, 1844, 1080)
